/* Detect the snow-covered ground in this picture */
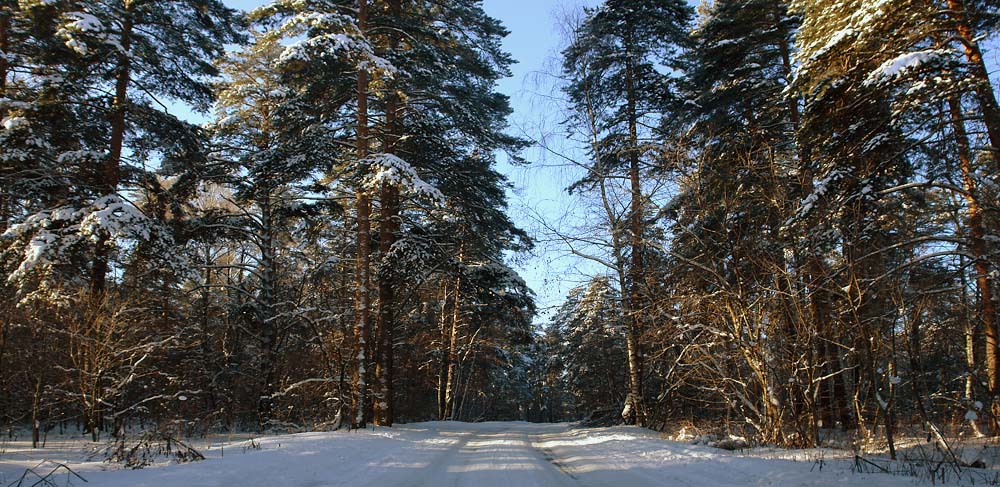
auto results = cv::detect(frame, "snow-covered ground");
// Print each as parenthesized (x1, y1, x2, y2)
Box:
(0, 421, 979, 486)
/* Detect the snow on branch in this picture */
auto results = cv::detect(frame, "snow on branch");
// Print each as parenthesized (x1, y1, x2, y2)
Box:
(2, 115, 28, 131)
(362, 153, 445, 205)
(864, 49, 953, 87)
(58, 11, 104, 55)
(56, 10, 126, 56)
(3, 195, 189, 298)
(80, 194, 155, 242)
(265, 378, 338, 400)
(268, 10, 396, 76)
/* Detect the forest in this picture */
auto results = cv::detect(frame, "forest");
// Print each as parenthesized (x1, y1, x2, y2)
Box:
(1, 0, 1000, 461)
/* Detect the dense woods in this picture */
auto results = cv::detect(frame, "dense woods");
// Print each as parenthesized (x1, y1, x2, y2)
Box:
(535, 0, 1000, 452)
(2, 0, 1000, 457)
(0, 0, 534, 442)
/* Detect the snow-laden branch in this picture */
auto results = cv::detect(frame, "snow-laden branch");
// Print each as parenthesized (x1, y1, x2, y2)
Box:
(864, 49, 954, 87)
(264, 9, 397, 77)
(362, 153, 445, 205)
(265, 378, 338, 400)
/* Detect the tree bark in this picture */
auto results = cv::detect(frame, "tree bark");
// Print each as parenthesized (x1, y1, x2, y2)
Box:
(437, 283, 451, 420)
(947, 95, 998, 432)
(352, 0, 372, 430)
(778, 30, 823, 445)
(90, 9, 133, 297)
(623, 30, 647, 428)
(200, 257, 218, 415)
(374, 0, 403, 427)
(444, 245, 465, 420)
(374, 182, 398, 426)
(258, 194, 277, 427)
(0, 10, 8, 233)
(945, 0, 1000, 163)
(0, 11, 8, 97)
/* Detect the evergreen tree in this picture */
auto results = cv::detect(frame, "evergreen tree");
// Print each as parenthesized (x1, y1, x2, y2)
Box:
(562, 0, 694, 427)
(663, 0, 815, 444)
(549, 277, 626, 418)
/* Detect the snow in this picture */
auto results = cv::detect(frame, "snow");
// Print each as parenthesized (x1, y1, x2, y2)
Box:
(864, 50, 952, 86)
(1, 116, 28, 131)
(272, 11, 396, 76)
(363, 153, 445, 204)
(80, 196, 142, 238)
(58, 12, 106, 55)
(63, 12, 104, 33)
(809, 28, 856, 61)
(0, 422, 950, 487)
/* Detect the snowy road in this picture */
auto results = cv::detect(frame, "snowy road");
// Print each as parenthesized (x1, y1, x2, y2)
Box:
(0, 421, 930, 486)
(355, 423, 574, 487)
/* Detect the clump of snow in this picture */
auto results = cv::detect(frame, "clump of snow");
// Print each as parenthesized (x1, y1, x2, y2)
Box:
(80, 194, 154, 242)
(64, 11, 104, 32)
(864, 49, 952, 86)
(810, 28, 856, 62)
(271, 11, 396, 76)
(672, 426, 696, 442)
(57, 11, 105, 55)
(689, 433, 749, 450)
(362, 153, 445, 205)
(4, 195, 189, 301)
(2, 116, 28, 131)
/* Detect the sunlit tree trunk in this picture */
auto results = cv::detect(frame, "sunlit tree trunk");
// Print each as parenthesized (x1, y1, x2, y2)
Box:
(444, 244, 465, 420)
(437, 282, 452, 420)
(91, 7, 133, 297)
(945, 0, 1000, 160)
(623, 31, 647, 428)
(947, 94, 998, 431)
(374, 0, 403, 427)
(352, 0, 373, 430)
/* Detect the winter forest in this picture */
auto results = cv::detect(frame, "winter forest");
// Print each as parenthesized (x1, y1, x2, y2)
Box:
(3, 0, 1000, 478)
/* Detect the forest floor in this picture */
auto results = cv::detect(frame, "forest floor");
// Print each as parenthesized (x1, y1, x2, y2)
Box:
(0, 421, 996, 486)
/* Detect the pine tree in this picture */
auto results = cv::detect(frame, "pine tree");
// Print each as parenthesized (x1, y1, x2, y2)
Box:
(3, 0, 242, 298)
(549, 277, 627, 417)
(207, 31, 346, 426)
(664, 0, 818, 444)
(562, 0, 694, 427)
(364, 0, 530, 425)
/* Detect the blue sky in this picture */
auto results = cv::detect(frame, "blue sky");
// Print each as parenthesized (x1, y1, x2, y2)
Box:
(220, 0, 602, 322)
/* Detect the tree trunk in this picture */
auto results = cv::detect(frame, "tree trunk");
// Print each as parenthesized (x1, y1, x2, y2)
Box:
(966, 313, 984, 436)
(91, 10, 132, 297)
(623, 31, 647, 428)
(258, 194, 277, 428)
(946, 0, 1000, 163)
(31, 377, 41, 448)
(352, 0, 373, 430)
(947, 94, 998, 432)
(200, 259, 218, 415)
(780, 31, 827, 445)
(374, 0, 403, 427)
(0, 11, 8, 98)
(444, 246, 465, 420)
(374, 183, 399, 426)
(437, 284, 451, 420)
